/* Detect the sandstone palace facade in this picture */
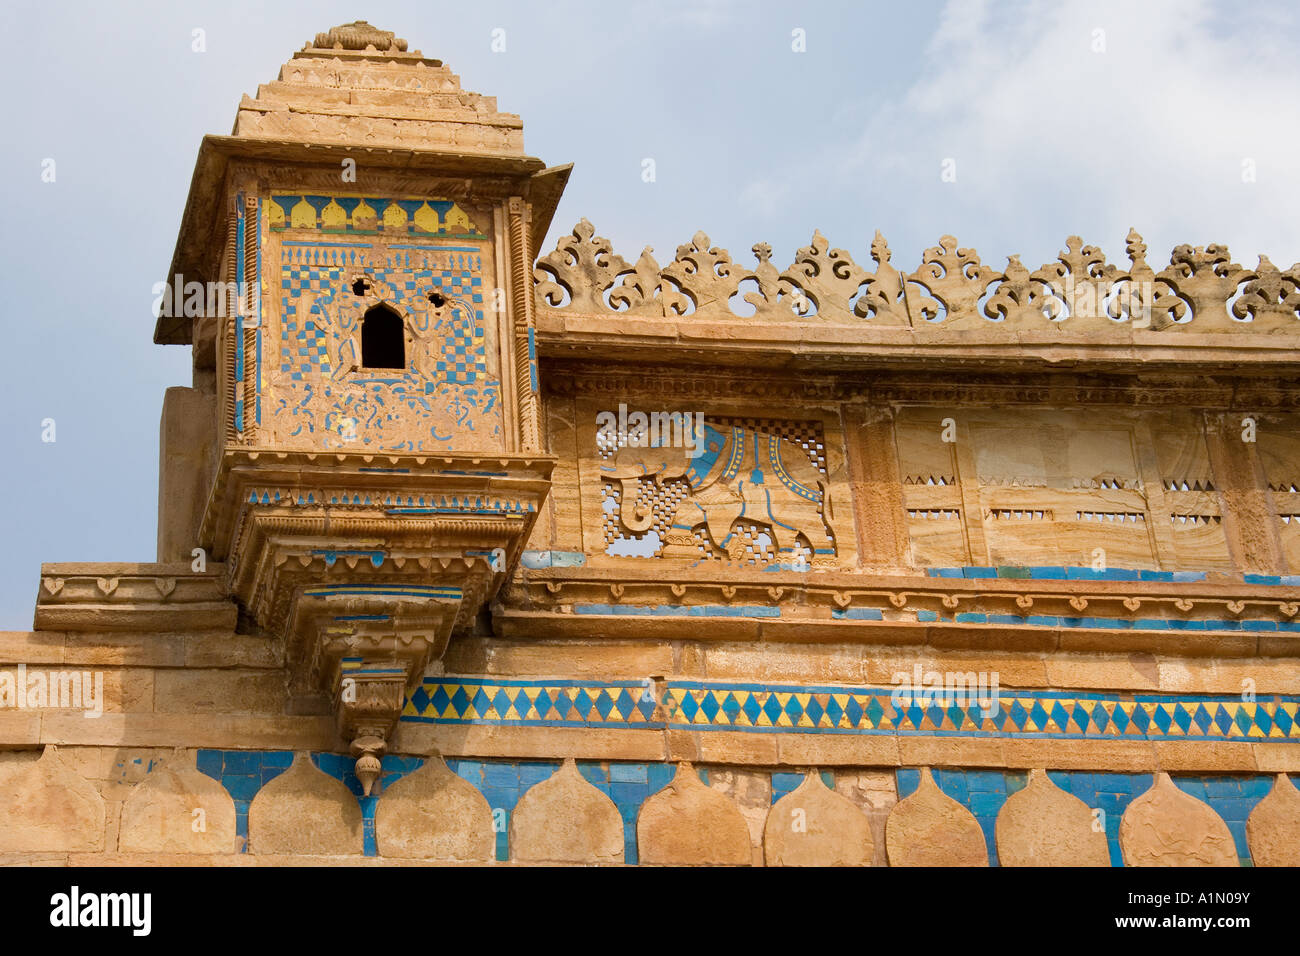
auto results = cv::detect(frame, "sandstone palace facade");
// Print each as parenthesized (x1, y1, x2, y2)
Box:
(7, 22, 1300, 865)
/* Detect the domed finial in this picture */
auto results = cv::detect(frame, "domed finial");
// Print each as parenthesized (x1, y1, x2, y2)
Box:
(311, 21, 408, 52)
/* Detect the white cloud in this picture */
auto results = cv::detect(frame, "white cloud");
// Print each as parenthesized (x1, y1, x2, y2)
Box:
(739, 177, 792, 218)
(840, 0, 1300, 270)
(655, 0, 740, 29)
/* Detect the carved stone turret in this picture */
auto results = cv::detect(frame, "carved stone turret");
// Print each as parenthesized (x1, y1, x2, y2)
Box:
(155, 25, 569, 790)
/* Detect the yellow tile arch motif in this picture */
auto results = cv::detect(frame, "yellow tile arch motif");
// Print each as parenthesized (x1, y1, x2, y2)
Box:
(264, 195, 487, 238)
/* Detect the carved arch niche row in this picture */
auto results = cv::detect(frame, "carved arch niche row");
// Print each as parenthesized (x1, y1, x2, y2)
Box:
(894, 407, 1232, 571)
(538, 393, 858, 569)
(5, 749, 1299, 866)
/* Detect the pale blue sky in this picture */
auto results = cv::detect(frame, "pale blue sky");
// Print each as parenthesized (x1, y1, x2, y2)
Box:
(2, 0, 1297, 627)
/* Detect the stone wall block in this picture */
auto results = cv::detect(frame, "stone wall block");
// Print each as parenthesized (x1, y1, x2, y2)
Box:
(374, 752, 494, 861)
(1245, 772, 1300, 867)
(885, 767, 987, 866)
(510, 757, 623, 864)
(1119, 771, 1237, 866)
(0, 746, 106, 852)
(995, 768, 1109, 866)
(248, 752, 363, 856)
(636, 762, 751, 865)
(763, 770, 873, 866)
(118, 749, 238, 854)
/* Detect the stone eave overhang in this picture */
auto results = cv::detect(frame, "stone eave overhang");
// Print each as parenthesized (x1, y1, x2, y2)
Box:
(533, 310, 1300, 376)
(288, 47, 445, 68)
(155, 134, 570, 345)
(199, 447, 556, 557)
(28, 558, 1300, 658)
(497, 565, 1300, 658)
(538, 362, 1300, 415)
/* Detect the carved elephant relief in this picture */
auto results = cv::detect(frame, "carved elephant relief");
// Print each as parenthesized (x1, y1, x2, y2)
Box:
(601, 423, 834, 562)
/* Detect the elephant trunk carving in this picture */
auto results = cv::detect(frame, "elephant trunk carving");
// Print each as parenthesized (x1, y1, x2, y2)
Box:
(617, 476, 654, 532)
(602, 445, 693, 535)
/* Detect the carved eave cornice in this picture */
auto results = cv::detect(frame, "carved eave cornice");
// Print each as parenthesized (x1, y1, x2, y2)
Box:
(498, 566, 1300, 658)
(200, 447, 554, 558)
(232, 529, 502, 641)
(233, 95, 524, 140)
(534, 310, 1300, 375)
(155, 133, 569, 345)
(292, 46, 438, 66)
(203, 448, 550, 670)
(541, 362, 1300, 409)
(34, 563, 235, 633)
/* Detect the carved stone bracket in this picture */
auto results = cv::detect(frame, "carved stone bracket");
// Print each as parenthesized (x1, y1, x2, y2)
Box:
(200, 447, 553, 780)
(336, 663, 410, 795)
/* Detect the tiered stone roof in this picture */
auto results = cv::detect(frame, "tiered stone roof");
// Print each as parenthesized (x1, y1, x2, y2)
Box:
(232, 20, 525, 156)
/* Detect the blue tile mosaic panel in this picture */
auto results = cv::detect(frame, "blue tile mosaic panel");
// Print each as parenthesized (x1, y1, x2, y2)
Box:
(196, 749, 293, 846)
(263, 239, 502, 452)
(278, 246, 485, 384)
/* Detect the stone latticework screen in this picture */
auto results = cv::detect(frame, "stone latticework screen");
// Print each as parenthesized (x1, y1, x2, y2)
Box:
(599, 416, 831, 564)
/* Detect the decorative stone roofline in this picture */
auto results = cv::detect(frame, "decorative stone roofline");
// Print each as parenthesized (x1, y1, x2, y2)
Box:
(501, 566, 1300, 657)
(535, 221, 1300, 341)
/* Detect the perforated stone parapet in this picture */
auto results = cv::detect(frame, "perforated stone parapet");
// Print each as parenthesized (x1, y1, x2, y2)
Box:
(535, 219, 1300, 336)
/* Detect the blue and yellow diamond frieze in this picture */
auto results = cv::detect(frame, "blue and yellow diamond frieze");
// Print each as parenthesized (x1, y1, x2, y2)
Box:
(400, 678, 1300, 742)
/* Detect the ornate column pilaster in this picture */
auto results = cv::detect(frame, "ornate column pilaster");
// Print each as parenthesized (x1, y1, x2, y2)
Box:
(507, 196, 542, 452)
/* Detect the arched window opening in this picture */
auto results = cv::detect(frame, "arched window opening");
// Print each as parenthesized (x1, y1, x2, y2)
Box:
(361, 305, 405, 370)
